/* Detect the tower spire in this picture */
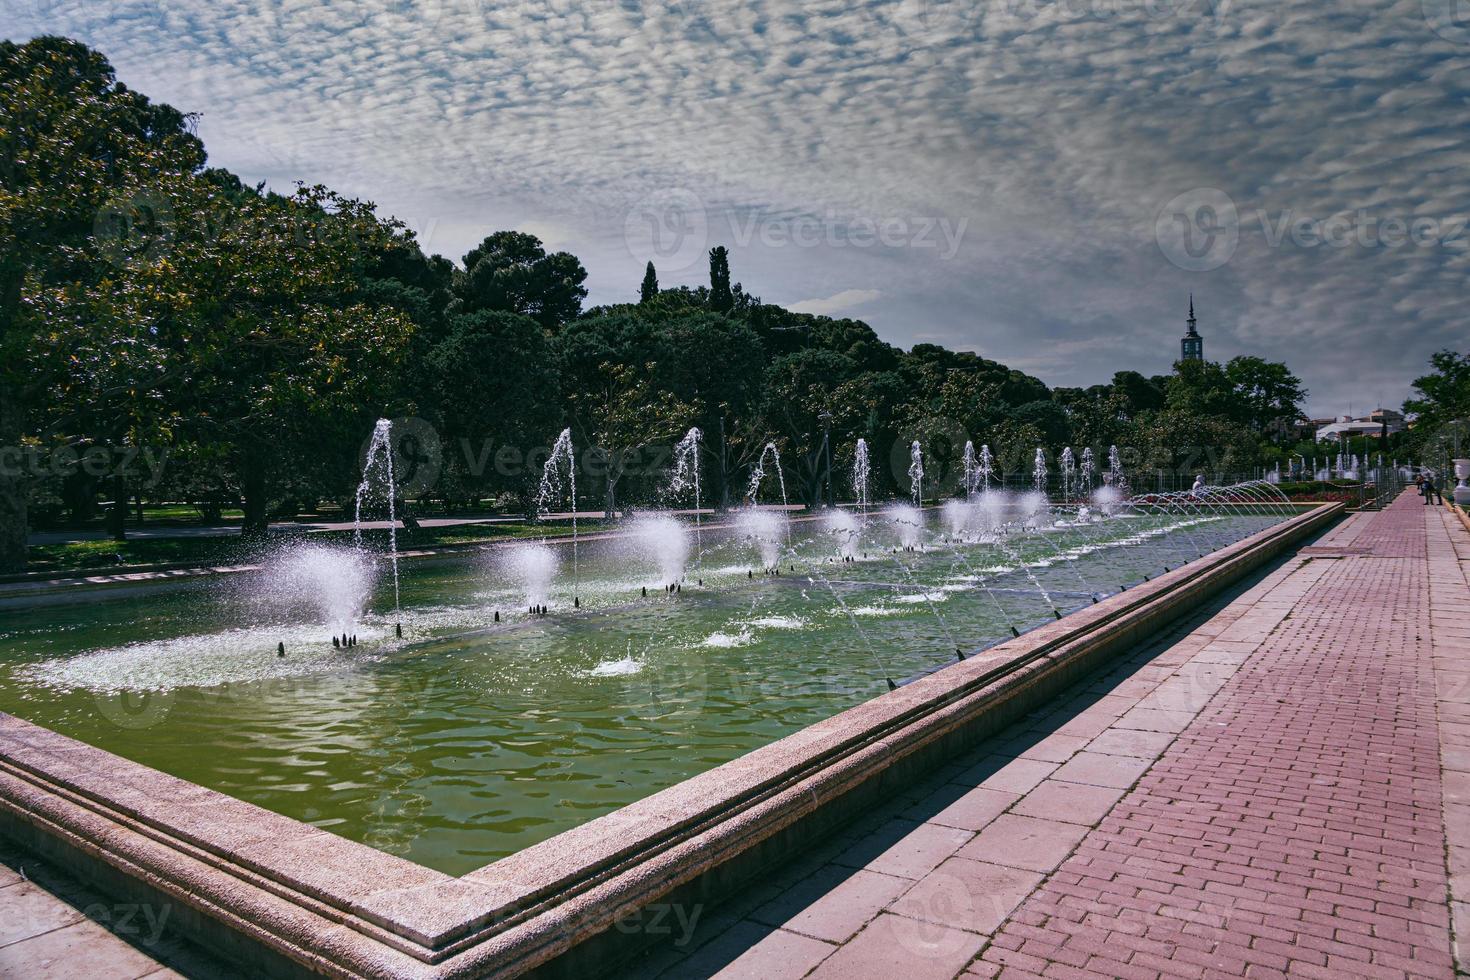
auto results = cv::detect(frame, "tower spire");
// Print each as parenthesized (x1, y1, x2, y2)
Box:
(1180, 296, 1203, 362)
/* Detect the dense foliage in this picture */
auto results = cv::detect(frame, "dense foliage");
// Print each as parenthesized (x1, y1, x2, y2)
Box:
(0, 38, 1342, 571)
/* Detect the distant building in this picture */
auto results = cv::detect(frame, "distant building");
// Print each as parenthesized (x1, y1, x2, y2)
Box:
(1315, 410, 1406, 442)
(1180, 296, 1203, 362)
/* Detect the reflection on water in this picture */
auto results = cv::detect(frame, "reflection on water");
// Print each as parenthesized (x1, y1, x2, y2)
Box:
(0, 511, 1275, 874)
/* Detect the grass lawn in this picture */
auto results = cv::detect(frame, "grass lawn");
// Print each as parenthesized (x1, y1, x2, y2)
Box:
(21, 519, 603, 576)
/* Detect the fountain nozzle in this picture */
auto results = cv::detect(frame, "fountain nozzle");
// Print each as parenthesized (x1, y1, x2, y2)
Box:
(278, 642, 285, 657)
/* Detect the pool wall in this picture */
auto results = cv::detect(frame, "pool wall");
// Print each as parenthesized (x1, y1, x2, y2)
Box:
(0, 501, 1344, 978)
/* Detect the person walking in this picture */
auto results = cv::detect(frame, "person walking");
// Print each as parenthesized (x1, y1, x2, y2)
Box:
(1420, 474, 1432, 505)
(1417, 473, 1440, 505)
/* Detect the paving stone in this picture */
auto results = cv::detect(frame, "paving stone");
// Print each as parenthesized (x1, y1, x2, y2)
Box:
(0, 880, 85, 947)
(951, 755, 1059, 795)
(806, 912, 986, 980)
(750, 867, 911, 943)
(888, 858, 1043, 934)
(840, 822, 973, 880)
(956, 814, 1089, 872)
(1008, 779, 1127, 826)
(914, 784, 1020, 833)
(0, 919, 165, 979)
(1085, 728, 1175, 759)
(1050, 751, 1153, 790)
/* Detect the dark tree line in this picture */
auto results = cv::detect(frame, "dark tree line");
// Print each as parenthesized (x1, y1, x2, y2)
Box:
(1, 37, 1319, 572)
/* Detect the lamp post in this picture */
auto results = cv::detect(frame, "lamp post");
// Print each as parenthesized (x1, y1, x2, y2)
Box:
(818, 410, 834, 508)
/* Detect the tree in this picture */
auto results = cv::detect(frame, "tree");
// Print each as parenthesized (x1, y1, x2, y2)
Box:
(652, 313, 766, 507)
(639, 261, 658, 304)
(42, 180, 418, 537)
(1109, 371, 1165, 418)
(554, 314, 695, 516)
(0, 37, 206, 566)
(1165, 359, 1242, 424)
(763, 349, 859, 505)
(1405, 350, 1470, 433)
(426, 310, 560, 506)
(452, 231, 587, 330)
(708, 246, 732, 313)
(1224, 356, 1307, 438)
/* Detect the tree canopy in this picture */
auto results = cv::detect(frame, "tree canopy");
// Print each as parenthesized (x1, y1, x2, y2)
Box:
(0, 36, 1345, 569)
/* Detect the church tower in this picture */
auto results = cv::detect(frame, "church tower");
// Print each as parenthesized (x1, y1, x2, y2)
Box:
(1180, 296, 1203, 362)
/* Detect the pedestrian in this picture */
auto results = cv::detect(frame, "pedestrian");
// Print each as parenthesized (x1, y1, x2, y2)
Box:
(1428, 471, 1443, 505)
(1421, 472, 1438, 505)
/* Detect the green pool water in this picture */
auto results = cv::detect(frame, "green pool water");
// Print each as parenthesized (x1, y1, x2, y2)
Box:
(0, 509, 1278, 875)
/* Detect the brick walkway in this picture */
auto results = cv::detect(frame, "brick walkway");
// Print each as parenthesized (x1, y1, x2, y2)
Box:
(620, 495, 1470, 979)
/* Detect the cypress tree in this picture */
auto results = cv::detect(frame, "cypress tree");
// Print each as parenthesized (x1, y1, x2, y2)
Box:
(708, 246, 732, 313)
(639, 260, 658, 303)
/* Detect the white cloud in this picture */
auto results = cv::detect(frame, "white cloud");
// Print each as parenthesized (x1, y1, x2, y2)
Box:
(789, 288, 883, 316)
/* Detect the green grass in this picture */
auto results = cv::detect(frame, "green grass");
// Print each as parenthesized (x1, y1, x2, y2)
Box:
(21, 519, 605, 576)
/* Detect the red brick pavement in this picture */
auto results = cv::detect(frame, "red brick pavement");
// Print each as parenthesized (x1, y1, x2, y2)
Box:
(616, 496, 1468, 980)
(977, 493, 1455, 979)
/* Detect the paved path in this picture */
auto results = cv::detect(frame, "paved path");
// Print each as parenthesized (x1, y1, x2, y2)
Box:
(0, 838, 228, 978)
(619, 494, 1470, 979)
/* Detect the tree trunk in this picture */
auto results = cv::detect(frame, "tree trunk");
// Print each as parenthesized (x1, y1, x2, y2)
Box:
(604, 470, 617, 520)
(63, 471, 96, 525)
(0, 270, 26, 572)
(241, 452, 269, 538)
(108, 473, 128, 542)
(718, 418, 730, 511)
(0, 382, 26, 571)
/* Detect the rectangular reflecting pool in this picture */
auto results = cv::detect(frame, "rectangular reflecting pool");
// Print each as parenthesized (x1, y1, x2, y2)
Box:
(0, 503, 1285, 874)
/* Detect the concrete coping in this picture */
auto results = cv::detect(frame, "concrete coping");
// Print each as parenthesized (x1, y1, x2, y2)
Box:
(0, 502, 1344, 977)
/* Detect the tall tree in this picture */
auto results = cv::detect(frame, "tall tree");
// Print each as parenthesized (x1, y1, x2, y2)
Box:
(1224, 356, 1307, 438)
(0, 37, 206, 567)
(639, 261, 658, 304)
(452, 231, 587, 330)
(708, 246, 732, 313)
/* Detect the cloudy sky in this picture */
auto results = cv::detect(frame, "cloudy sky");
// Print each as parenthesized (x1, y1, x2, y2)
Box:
(8, 0, 1468, 416)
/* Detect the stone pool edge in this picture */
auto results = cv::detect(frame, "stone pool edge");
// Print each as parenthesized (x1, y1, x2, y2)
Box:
(0, 502, 1343, 979)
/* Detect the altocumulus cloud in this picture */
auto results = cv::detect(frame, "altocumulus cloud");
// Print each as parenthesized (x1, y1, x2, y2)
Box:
(4, 0, 1468, 413)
